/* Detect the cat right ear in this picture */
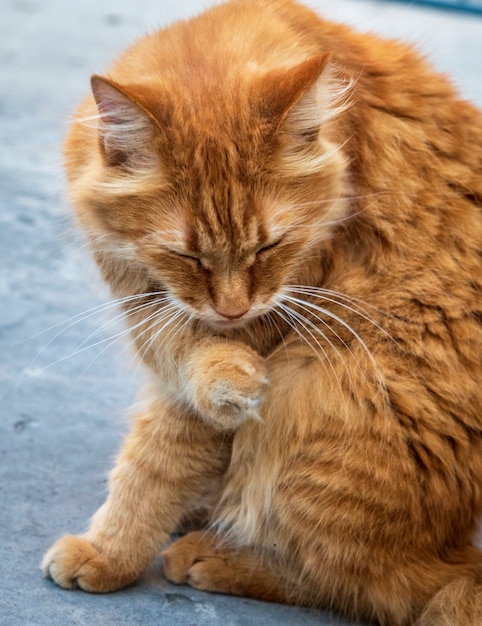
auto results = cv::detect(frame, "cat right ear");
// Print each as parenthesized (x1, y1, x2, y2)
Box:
(90, 75, 156, 167)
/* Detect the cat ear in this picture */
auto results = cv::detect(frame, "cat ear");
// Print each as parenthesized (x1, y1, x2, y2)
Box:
(254, 53, 332, 135)
(90, 75, 156, 167)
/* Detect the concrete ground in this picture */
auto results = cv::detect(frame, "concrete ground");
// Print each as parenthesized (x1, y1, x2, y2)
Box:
(1, 1, 481, 625)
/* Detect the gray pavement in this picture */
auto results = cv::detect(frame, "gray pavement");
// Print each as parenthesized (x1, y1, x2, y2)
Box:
(1, 1, 481, 625)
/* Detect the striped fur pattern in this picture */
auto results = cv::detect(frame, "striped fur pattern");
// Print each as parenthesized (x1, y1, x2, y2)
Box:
(42, 1, 482, 624)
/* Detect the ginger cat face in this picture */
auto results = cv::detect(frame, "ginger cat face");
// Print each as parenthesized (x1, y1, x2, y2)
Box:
(71, 52, 349, 331)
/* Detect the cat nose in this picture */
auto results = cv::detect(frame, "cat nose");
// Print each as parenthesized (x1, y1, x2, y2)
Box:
(215, 308, 249, 321)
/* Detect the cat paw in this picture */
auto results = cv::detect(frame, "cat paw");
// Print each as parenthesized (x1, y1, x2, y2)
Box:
(188, 344, 268, 430)
(164, 531, 299, 605)
(41, 535, 135, 593)
(163, 531, 231, 593)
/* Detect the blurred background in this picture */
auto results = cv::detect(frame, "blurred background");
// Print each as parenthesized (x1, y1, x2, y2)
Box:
(390, 0, 482, 14)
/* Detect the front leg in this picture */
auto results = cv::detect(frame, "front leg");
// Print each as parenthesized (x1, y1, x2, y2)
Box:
(125, 302, 268, 431)
(42, 394, 232, 592)
(183, 341, 268, 430)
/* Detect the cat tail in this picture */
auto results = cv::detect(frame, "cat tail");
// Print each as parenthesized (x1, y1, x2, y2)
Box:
(416, 551, 482, 626)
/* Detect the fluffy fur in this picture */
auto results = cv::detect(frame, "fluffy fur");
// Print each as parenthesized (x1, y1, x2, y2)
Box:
(42, 1, 482, 624)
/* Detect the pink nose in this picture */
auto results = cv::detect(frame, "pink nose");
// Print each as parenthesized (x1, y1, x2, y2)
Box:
(215, 308, 249, 321)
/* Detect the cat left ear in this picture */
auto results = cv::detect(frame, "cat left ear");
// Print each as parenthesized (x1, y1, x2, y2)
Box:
(254, 53, 332, 135)
(90, 75, 156, 167)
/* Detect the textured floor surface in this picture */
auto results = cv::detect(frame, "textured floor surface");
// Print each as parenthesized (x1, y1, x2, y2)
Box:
(1, 1, 481, 625)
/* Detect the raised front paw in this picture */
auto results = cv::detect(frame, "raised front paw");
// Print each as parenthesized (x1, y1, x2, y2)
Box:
(41, 535, 136, 593)
(187, 344, 268, 430)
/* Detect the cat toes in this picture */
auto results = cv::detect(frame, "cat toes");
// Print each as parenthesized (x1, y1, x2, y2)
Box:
(162, 531, 224, 589)
(185, 558, 231, 594)
(188, 344, 268, 430)
(211, 374, 267, 422)
(162, 531, 206, 584)
(207, 360, 269, 429)
(41, 534, 134, 593)
(42, 534, 102, 591)
(163, 532, 296, 604)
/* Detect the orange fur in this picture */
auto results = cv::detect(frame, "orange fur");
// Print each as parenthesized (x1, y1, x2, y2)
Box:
(42, 1, 482, 624)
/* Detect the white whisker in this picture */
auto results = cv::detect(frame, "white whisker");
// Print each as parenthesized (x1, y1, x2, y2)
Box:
(263, 311, 291, 365)
(281, 295, 359, 390)
(25, 291, 168, 374)
(75, 297, 169, 353)
(275, 302, 347, 400)
(40, 299, 171, 370)
(128, 307, 190, 382)
(282, 293, 387, 394)
(27, 291, 167, 341)
(285, 285, 398, 346)
(134, 307, 185, 362)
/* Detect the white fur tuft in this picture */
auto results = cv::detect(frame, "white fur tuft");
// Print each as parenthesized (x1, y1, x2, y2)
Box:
(280, 66, 355, 177)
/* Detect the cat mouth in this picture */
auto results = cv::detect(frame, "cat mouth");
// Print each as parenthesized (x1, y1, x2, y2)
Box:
(203, 303, 275, 330)
(208, 317, 251, 330)
(203, 310, 261, 330)
(194, 302, 274, 330)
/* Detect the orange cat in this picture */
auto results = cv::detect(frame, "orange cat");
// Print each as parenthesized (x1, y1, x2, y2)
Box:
(42, 1, 482, 624)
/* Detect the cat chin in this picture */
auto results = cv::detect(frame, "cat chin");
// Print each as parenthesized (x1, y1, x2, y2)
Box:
(200, 311, 268, 331)
(201, 307, 273, 331)
(205, 318, 251, 331)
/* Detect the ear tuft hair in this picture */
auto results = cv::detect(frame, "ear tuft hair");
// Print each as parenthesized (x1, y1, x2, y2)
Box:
(254, 54, 331, 131)
(90, 75, 157, 168)
(254, 56, 353, 178)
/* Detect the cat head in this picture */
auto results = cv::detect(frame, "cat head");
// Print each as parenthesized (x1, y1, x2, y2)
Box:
(69, 54, 351, 330)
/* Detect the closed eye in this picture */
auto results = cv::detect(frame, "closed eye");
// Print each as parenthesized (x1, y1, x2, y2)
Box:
(171, 250, 202, 266)
(256, 237, 284, 255)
